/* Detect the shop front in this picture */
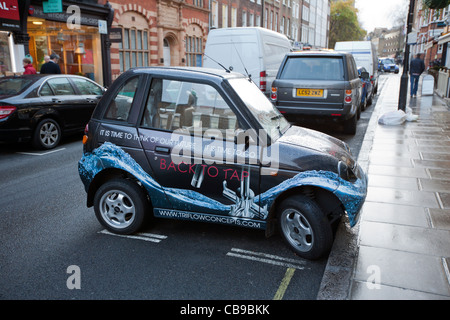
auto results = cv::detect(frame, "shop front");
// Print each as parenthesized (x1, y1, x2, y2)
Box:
(25, 1, 113, 86)
(0, 0, 21, 76)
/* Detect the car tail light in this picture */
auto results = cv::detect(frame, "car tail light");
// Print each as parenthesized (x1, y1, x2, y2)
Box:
(271, 87, 277, 101)
(82, 123, 89, 144)
(0, 106, 16, 120)
(344, 89, 352, 103)
(260, 71, 267, 92)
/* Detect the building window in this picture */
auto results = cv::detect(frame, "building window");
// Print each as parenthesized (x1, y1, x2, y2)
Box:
(212, 1, 219, 28)
(264, 9, 268, 28)
(119, 28, 149, 72)
(275, 13, 278, 32)
(222, 5, 228, 28)
(186, 36, 203, 67)
(270, 11, 273, 30)
(231, 7, 237, 27)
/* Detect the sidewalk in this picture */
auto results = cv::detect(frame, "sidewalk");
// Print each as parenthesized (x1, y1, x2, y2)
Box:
(318, 73, 450, 300)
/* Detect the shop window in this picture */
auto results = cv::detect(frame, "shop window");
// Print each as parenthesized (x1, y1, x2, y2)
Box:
(119, 28, 149, 72)
(27, 19, 103, 85)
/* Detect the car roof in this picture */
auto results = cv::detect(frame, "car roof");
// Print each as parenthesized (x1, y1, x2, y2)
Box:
(1, 74, 104, 85)
(285, 50, 350, 58)
(126, 66, 248, 81)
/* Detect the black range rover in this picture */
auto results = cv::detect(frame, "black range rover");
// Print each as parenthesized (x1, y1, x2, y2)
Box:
(78, 66, 367, 260)
(271, 51, 362, 135)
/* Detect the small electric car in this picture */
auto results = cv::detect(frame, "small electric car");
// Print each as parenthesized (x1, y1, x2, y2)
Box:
(78, 67, 367, 260)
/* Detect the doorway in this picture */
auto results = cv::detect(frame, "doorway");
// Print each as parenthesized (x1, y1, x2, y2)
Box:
(163, 39, 170, 66)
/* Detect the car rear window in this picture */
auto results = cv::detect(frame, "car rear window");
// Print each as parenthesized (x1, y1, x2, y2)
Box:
(0, 78, 34, 95)
(279, 56, 344, 81)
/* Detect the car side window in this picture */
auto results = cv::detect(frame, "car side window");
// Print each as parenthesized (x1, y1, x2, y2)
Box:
(46, 78, 76, 95)
(104, 76, 139, 122)
(39, 83, 54, 96)
(141, 78, 239, 134)
(348, 57, 358, 80)
(72, 78, 103, 95)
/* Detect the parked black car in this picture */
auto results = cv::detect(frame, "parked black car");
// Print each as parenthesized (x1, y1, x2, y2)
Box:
(271, 51, 362, 135)
(78, 67, 367, 260)
(0, 74, 105, 149)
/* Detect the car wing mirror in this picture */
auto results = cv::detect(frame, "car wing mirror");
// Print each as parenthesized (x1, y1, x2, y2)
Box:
(361, 71, 369, 79)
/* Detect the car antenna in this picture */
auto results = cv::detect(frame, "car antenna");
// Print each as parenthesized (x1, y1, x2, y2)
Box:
(203, 53, 231, 73)
(231, 40, 252, 82)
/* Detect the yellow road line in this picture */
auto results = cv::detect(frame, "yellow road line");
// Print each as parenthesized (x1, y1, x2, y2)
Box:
(273, 267, 295, 300)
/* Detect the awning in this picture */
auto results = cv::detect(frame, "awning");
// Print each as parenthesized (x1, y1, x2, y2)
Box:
(438, 33, 450, 45)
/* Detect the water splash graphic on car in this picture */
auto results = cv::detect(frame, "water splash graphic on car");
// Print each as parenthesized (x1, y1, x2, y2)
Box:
(79, 142, 365, 227)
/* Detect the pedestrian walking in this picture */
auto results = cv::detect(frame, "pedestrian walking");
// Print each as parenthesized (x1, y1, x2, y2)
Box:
(40, 53, 61, 74)
(22, 58, 36, 75)
(410, 53, 425, 98)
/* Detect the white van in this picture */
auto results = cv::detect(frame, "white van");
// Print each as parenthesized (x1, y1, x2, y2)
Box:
(334, 41, 379, 93)
(203, 27, 292, 96)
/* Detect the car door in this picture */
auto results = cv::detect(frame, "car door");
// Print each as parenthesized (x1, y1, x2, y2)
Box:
(39, 77, 85, 131)
(69, 77, 104, 127)
(138, 77, 264, 222)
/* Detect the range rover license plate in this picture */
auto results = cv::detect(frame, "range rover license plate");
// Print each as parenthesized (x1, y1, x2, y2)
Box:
(297, 89, 323, 97)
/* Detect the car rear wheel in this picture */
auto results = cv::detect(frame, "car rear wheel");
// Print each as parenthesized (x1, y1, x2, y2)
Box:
(278, 195, 333, 260)
(33, 118, 61, 149)
(94, 179, 149, 234)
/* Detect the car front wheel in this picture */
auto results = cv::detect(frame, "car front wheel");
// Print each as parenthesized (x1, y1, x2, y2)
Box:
(278, 195, 333, 260)
(94, 179, 149, 234)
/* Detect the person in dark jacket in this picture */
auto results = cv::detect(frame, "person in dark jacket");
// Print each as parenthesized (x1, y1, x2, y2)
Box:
(22, 58, 36, 75)
(409, 54, 425, 98)
(40, 53, 61, 74)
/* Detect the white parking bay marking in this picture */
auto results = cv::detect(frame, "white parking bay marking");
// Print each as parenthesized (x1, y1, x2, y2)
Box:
(17, 148, 66, 156)
(99, 229, 168, 243)
(226, 248, 307, 270)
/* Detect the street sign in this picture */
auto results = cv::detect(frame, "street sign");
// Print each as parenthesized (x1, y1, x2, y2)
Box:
(43, 0, 63, 13)
(98, 19, 107, 34)
(109, 28, 123, 43)
(407, 32, 417, 45)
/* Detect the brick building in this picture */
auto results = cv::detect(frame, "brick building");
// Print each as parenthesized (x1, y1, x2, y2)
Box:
(3, 1, 330, 85)
(108, 0, 210, 81)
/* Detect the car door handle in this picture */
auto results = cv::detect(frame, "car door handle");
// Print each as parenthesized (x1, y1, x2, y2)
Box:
(52, 98, 62, 103)
(155, 146, 171, 154)
(86, 98, 95, 103)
